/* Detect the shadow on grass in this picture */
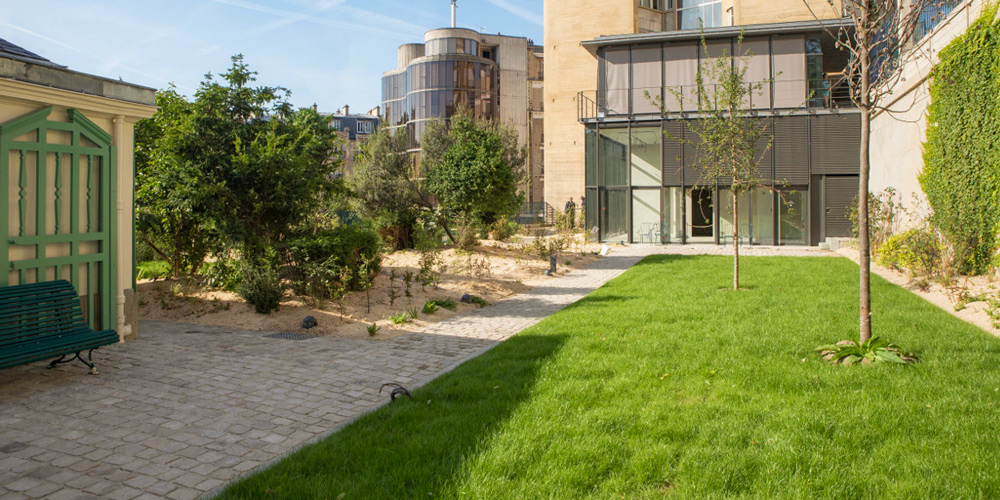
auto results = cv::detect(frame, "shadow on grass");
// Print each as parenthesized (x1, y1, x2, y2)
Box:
(214, 333, 568, 500)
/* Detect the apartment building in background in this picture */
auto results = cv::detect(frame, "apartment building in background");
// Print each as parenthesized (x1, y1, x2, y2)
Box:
(381, 28, 546, 204)
(325, 104, 380, 178)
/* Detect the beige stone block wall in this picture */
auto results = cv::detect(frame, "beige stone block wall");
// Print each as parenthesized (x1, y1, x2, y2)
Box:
(543, 0, 637, 211)
(870, 0, 984, 226)
(735, 0, 843, 25)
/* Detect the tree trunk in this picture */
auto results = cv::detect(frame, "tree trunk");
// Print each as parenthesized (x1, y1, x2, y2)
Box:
(733, 191, 740, 290)
(859, 46, 873, 343)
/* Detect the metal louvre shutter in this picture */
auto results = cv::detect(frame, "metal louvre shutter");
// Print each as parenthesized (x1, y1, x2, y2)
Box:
(773, 116, 809, 184)
(662, 121, 683, 186)
(754, 117, 773, 183)
(811, 114, 861, 175)
(824, 176, 858, 238)
(682, 122, 705, 185)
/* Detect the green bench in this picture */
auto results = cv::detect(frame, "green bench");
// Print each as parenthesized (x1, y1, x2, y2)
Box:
(0, 280, 119, 374)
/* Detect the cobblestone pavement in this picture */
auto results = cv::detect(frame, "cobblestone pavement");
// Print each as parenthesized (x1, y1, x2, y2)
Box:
(0, 244, 834, 499)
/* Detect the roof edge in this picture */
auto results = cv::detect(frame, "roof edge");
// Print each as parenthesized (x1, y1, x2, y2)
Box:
(582, 18, 854, 47)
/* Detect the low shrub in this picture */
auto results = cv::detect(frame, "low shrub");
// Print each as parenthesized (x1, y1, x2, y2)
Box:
(283, 225, 384, 296)
(876, 228, 943, 276)
(137, 260, 171, 281)
(237, 261, 284, 314)
(490, 215, 520, 241)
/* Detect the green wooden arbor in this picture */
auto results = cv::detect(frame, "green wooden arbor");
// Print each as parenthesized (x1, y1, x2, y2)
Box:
(0, 107, 116, 331)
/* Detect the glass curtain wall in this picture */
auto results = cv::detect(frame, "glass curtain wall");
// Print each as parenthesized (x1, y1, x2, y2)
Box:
(779, 188, 807, 244)
(677, 0, 723, 29)
(631, 127, 662, 243)
(662, 187, 684, 242)
(719, 188, 774, 244)
(599, 128, 629, 241)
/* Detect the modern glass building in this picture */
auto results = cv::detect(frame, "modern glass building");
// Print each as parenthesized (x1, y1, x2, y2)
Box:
(382, 29, 498, 153)
(579, 19, 863, 245)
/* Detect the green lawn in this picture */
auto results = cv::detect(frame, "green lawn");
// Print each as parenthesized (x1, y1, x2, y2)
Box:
(216, 255, 1000, 499)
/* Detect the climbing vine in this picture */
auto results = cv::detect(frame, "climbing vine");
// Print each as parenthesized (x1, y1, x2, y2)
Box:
(921, 2, 1000, 274)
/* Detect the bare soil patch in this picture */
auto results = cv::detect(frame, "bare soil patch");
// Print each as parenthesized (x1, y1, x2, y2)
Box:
(137, 234, 603, 340)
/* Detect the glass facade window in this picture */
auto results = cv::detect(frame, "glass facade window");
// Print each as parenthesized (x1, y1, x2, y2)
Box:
(632, 189, 662, 243)
(630, 128, 662, 186)
(586, 128, 598, 186)
(806, 38, 828, 108)
(915, 1, 959, 41)
(678, 0, 723, 29)
(598, 128, 629, 187)
(779, 188, 807, 245)
(719, 188, 774, 245)
(601, 189, 628, 242)
(426, 38, 479, 56)
(662, 187, 684, 243)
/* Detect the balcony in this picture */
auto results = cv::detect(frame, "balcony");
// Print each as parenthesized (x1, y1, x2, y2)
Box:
(578, 78, 854, 123)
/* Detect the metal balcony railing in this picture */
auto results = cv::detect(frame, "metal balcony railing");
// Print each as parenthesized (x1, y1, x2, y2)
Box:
(578, 78, 855, 122)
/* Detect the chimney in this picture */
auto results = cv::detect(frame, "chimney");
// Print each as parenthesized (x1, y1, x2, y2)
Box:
(451, 0, 457, 28)
(343, 104, 350, 116)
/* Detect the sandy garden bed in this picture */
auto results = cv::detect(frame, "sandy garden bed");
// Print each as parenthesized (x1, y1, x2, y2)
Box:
(137, 233, 603, 340)
(836, 245, 1000, 336)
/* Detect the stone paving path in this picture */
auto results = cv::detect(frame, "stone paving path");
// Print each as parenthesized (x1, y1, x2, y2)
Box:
(0, 244, 833, 500)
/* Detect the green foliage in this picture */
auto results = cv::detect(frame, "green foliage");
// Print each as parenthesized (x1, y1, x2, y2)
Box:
(816, 337, 917, 366)
(135, 55, 344, 274)
(847, 188, 903, 253)
(876, 228, 943, 276)
(489, 215, 520, 241)
(428, 298, 457, 311)
(424, 109, 526, 226)
(921, 4, 1000, 274)
(389, 313, 409, 325)
(421, 301, 439, 314)
(136, 260, 171, 281)
(466, 295, 490, 307)
(200, 259, 241, 290)
(366, 323, 381, 336)
(406, 307, 419, 319)
(283, 225, 384, 292)
(351, 127, 421, 250)
(236, 259, 284, 314)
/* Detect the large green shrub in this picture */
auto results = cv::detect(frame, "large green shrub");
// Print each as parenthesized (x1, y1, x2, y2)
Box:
(283, 225, 384, 293)
(921, 3, 1000, 274)
(876, 228, 943, 276)
(237, 261, 284, 314)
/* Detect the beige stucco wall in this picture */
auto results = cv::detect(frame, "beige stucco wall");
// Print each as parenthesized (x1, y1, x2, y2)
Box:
(0, 77, 155, 342)
(870, 0, 984, 225)
(734, 0, 843, 25)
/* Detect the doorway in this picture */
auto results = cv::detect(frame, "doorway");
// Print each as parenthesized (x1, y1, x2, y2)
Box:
(688, 188, 714, 242)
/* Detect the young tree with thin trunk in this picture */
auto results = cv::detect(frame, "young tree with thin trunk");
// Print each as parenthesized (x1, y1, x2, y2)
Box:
(653, 35, 774, 290)
(804, 0, 933, 342)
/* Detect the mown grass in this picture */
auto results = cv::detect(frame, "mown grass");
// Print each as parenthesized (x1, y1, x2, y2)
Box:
(215, 255, 1000, 499)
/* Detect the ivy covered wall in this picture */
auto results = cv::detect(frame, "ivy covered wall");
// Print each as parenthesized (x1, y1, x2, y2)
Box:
(921, 3, 1000, 273)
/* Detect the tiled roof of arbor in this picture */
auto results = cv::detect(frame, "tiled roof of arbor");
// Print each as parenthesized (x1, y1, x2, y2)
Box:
(0, 37, 64, 67)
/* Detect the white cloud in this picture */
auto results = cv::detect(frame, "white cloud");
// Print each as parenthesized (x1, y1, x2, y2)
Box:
(486, 0, 543, 26)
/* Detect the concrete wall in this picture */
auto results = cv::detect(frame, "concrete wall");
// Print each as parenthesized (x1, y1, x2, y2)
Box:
(0, 76, 155, 341)
(870, 0, 985, 225)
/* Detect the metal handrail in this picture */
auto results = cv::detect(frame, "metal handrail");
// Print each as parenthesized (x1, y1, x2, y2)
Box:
(578, 78, 856, 122)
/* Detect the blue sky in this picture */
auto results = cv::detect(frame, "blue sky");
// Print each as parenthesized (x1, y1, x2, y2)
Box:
(0, 0, 543, 112)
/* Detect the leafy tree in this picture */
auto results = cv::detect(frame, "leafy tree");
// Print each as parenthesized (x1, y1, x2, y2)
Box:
(350, 127, 421, 249)
(804, 0, 932, 342)
(653, 35, 773, 290)
(135, 55, 344, 272)
(424, 109, 526, 229)
(135, 86, 218, 276)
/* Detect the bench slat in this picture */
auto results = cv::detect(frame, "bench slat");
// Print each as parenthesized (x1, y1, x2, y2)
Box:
(0, 280, 119, 373)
